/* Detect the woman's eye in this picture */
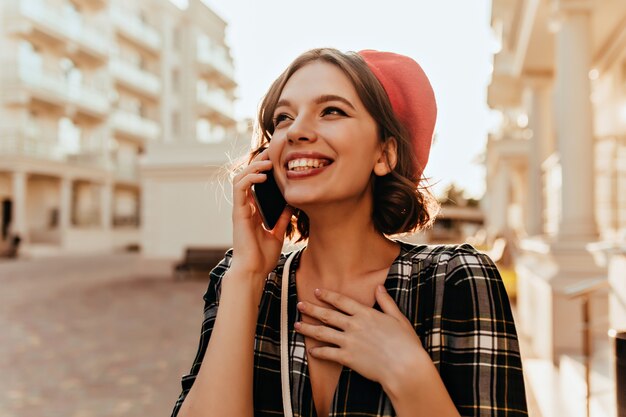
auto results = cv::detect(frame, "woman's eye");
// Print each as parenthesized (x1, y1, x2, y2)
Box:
(322, 107, 347, 117)
(272, 113, 291, 127)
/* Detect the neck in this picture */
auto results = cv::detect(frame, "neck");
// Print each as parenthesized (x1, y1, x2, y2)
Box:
(297, 199, 400, 289)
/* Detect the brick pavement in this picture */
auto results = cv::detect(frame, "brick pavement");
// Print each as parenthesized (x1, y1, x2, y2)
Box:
(0, 254, 209, 417)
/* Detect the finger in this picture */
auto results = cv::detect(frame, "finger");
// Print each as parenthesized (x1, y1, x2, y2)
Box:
(374, 285, 405, 320)
(270, 206, 293, 237)
(294, 322, 344, 346)
(307, 346, 347, 366)
(297, 301, 350, 330)
(233, 172, 268, 210)
(314, 288, 362, 316)
(247, 158, 273, 174)
(251, 148, 270, 162)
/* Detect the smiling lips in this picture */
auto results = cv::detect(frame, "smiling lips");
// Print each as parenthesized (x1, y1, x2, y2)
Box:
(287, 158, 332, 171)
(285, 158, 334, 179)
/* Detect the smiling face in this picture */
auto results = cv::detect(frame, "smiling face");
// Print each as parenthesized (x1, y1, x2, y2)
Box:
(266, 61, 389, 211)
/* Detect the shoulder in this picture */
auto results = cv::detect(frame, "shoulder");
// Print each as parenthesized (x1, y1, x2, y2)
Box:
(394, 241, 498, 285)
(395, 240, 488, 270)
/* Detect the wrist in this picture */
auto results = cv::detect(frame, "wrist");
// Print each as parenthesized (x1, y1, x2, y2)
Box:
(381, 346, 431, 399)
(226, 264, 267, 281)
(223, 267, 267, 298)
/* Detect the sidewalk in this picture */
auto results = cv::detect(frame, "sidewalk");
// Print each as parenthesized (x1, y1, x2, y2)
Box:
(0, 253, 209, 417)
(512, 300, 617, 417)
(511, 301, 543, 417)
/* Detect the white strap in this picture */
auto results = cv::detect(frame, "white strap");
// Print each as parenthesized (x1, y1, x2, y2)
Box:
(281, 252, 297, 417)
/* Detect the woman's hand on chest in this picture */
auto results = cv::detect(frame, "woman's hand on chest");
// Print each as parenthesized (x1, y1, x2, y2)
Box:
(293, 285, 426, 389)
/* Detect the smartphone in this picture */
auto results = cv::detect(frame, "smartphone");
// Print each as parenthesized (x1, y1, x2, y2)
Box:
(251, 169, 287, 230)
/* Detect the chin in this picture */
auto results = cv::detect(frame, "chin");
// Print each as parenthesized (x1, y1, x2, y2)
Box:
(284, 190, 327, 208)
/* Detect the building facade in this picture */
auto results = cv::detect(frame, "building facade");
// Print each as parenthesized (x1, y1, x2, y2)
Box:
(0, 0, 238, 255)
(487, 0, 626, 415)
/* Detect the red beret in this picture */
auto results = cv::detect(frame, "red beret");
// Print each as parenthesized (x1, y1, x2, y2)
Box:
(358, 50, 437, 179)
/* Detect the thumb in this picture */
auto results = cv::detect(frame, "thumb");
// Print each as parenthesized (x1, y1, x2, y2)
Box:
(375, 285, 404, 320)
(271, 206, 293, 238)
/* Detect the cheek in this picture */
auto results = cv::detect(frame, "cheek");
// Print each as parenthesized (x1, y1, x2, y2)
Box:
(266, 138, 283, 166)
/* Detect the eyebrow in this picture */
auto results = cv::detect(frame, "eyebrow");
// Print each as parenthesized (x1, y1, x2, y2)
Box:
(275, 94, 356, 111)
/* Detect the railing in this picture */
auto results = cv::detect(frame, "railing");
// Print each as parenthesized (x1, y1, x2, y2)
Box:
(196, 88, 235, 120)
(111, 109, 160, 141)
(113, 163, 138, 182)
(19, 65, 110, 115)
(197, 46, 235, 80)
(0, 129, 64, 160)
(109, 58, 161, 97)
(19, 0, 108, 56)
(564, 276, 623, 417)
(542, 152, 562, 237)
(110, 7, 161, 51)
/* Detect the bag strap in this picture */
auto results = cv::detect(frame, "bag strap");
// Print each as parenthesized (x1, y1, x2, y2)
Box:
(281, 251, 297, 417)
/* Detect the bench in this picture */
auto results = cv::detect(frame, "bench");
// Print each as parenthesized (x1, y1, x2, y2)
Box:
(173, 247, 227, 280)
(0, 235, 21, 259)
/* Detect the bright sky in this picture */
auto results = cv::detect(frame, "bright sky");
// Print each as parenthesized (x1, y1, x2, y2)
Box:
(178, 0, 496, 200)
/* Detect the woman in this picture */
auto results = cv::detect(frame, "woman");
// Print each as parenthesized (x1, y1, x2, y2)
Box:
(171, 48, 528, 417)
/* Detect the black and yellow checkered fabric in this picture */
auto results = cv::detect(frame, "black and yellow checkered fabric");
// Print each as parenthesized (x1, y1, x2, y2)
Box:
(171, 241, 528, 417)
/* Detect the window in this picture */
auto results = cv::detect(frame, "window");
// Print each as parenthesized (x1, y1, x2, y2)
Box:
(19, 41, 42, 74)
(171, 112, 180, 135)
(173, 28, 181, 49)
(138, 102, 146, 118)
(197, 119, 211, 143)
(58, 118, 81, 154)
(26, 111, 40, 139)
(172, 69, 180, 93)
(197, 33, 211, 53)
(60, 58, 81, 91)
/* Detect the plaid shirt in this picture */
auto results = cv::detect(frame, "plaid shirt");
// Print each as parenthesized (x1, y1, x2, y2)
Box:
(171, 241, 528, 417)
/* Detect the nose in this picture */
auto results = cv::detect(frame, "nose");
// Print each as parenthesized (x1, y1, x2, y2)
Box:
(286, 115, 317, 144)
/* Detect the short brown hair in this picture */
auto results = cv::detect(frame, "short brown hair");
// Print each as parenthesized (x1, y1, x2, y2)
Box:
(248, 48, 440, 242)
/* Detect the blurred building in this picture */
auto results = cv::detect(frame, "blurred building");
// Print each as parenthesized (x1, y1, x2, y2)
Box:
(488, 0, 626, 415)
(426, 184, 485, 244)
(0, 0, 239, 256)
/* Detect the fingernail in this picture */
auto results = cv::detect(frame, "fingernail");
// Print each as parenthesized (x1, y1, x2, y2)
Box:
(294, 322, 301, 330)
(314, 288, 321, 297)
(297, 302, 305, 310)
(377, 285, 386, 293)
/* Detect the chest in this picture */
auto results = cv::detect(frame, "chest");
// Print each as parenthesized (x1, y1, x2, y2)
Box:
(295, 269, 389, 417)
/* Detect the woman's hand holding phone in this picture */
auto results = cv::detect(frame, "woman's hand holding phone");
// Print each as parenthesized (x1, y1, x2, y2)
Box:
(230, 150, 292, 285)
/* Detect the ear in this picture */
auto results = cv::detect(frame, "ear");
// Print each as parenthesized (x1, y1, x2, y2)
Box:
(373, 137, 398, 176)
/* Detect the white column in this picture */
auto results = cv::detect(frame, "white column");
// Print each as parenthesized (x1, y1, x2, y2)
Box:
(101, 182, 113, 230)
(488, 161, 511, 237)
(59, 177, 72, 231)
(525, 78, 552, 236)
(609, 251, 626, 330)
(553, 4, 598, 241)
(11, 171, 27, 238)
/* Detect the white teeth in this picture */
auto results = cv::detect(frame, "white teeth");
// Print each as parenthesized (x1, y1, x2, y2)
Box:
(287, 158, 330, 171)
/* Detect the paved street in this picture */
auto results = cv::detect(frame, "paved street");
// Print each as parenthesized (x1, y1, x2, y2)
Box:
(0, 253, 208, 417)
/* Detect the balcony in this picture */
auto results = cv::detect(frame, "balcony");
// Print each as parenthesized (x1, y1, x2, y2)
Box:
(11, 0, 109, 61)
(114, 163, 139, 183)
(111, 109, 160, 142)
(18, 65, 110, 117)
(197, 88, 236, 124)
(109, 58, 161, 98)
(110, 7, 161, 53)
(0, 126, 64, 161)
(67, 152, 110, 169)
(197, 46, 236, 86)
